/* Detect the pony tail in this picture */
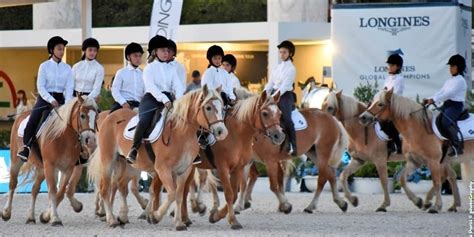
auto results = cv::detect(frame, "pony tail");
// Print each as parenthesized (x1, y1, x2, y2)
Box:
(81, 54, 86, 61)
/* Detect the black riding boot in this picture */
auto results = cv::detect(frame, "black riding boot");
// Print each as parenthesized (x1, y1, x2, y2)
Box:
(447, 126, 463, 157)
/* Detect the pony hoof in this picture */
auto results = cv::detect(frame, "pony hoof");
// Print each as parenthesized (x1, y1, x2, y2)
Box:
(137, 213, 147, 220)
(428, 209, 439, 214)
(209, 211, 219, 224)
(141, 199, 149, 210)
(284, 204, 293, 214)
(376, 207, 387, 212)
(234, 210, 240, 215)
(176, 225, 188, 231)
(448, 207, 457, 212)
(95, 212, 106, 218)
(303, 208, 313, 214)
(73, 202, 83, 213)
(231, 223, 243, 230)
(1, 212, 11, 221)
(146, 215, 158, 225)
(244, 202, 251, 209)
(25, 218, 36, 224)
(416, 198, 423, 209)
(184, 219, 193, 227)
(198, 206, 207, 216)
(340, 202, 348, 213)
(117, 217, 129, 225)
(109, 222, 121, 228)
(39, 212, 50, 224)
(51, 220, 63, 227)
(350, 196, 359, 207)
(423, 203, 432, 211)
(99, 216, 107, 222)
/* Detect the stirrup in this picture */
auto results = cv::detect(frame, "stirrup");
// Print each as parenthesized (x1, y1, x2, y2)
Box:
(192, 156, 202, 165)
(126, 148, 138, 164)
(448, 146, 463, 157)
(17, 145, 30, 162)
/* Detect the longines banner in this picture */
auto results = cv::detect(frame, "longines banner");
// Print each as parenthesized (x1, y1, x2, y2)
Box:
(332, 3, 472, 99)
(149, 0, 184, 40)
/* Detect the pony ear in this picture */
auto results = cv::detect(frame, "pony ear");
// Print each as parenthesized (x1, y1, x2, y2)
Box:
(259, 90, 268, 104)
(202, 84, 209, 97)
(386, 88, 394, 100)
(336, 90, 343, 98)
(216, 85, 223, 94)
(272, 91, 281, 103)
(78, 95, 84, 103)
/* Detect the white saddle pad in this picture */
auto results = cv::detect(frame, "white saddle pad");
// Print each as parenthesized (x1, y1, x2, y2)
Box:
(432, 112, 474, 141)
(123, 112, 165, 143)
(374, 122, 390, 142)
(18, 115, 49, 138)
(292, 110, 307, 131)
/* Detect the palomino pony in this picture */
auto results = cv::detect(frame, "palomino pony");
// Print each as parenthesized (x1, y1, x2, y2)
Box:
(322, 91, 461, 212)
(360, 88, 474, 213)
(90, 110, 149, 219)
(88, 86, 228, 230)
(2, 96, 98, 226)
(178, 90, 285, 230)
(248, 102, 349, 214)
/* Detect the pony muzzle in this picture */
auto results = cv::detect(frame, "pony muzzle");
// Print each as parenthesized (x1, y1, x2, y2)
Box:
(269, 128, 285, 145)
(358, 111, 375, 126)
(211, 122, 228, 141)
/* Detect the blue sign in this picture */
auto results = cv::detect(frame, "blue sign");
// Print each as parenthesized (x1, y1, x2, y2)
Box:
(0, 149, 48, 193)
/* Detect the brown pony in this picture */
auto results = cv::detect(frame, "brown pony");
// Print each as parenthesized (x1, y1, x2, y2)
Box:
(248, 104, 349, 214)
(360, 89, 474, 213)
(178, 90, 285, 230)
(88, 86, 228, 230)
(322, 91, 460, 212)
(2, 96, 98, 226)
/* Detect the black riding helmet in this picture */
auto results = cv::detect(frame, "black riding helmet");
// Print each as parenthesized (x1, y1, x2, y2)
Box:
(147, 35, 169, 55)
(386, 54, 403, 67)
(47, 36, 68, 55)
(222, 54, 237, 70)
(447, 54, 466, 75)
(81, 38, 100, 60)
(277, 40, 295, 57)
(206, 45, 224, 66)
(124, 42, 144, 60)
(82, 38, 100, 51)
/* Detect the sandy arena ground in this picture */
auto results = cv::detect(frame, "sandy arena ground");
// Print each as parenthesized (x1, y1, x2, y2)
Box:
(0, 185, 471, 237)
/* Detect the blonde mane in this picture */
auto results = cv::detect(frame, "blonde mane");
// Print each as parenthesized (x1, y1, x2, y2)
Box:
(169, 88, 221, 130)
(40, 95, 98, 143)
(375, 90, 431, 122)
(327, 92, 364, 118)
(232, 95, 260, 123)
(234, 87, 255, 100)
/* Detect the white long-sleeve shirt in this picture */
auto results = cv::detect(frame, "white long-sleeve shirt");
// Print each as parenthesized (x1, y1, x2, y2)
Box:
(143, 60, 184, 103)
(111, 65, 145, 105)
(229, 72, 241, 89)
(383, 74, 404, 95)
(265, 60, 296, 95)
(72, 59, 104, 99)
(169, 60, 187, 89)
(430, 74, 467, 103)
(37, 58, 74, 103)
(201, 65, 236, 100)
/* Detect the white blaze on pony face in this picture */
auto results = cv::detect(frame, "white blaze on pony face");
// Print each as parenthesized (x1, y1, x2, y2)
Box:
(269, 104, 279, 116)
(210, 99, 228, 141)
(88, 110, 97, 130)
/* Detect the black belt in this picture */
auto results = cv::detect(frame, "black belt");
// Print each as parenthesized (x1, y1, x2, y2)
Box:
(73, 90, 91, 96)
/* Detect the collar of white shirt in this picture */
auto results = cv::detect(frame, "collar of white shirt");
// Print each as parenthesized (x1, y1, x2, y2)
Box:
(126, 64, 140, 71)
(49, 58, 63, 65)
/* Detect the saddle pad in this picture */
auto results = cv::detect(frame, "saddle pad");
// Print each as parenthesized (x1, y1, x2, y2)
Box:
(432, 113, 474, 141)
(18, 115, 49, 138)
(123, 113, 165, 143)
(374, 122, 390, 142)
(292, 110, 307, 131)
